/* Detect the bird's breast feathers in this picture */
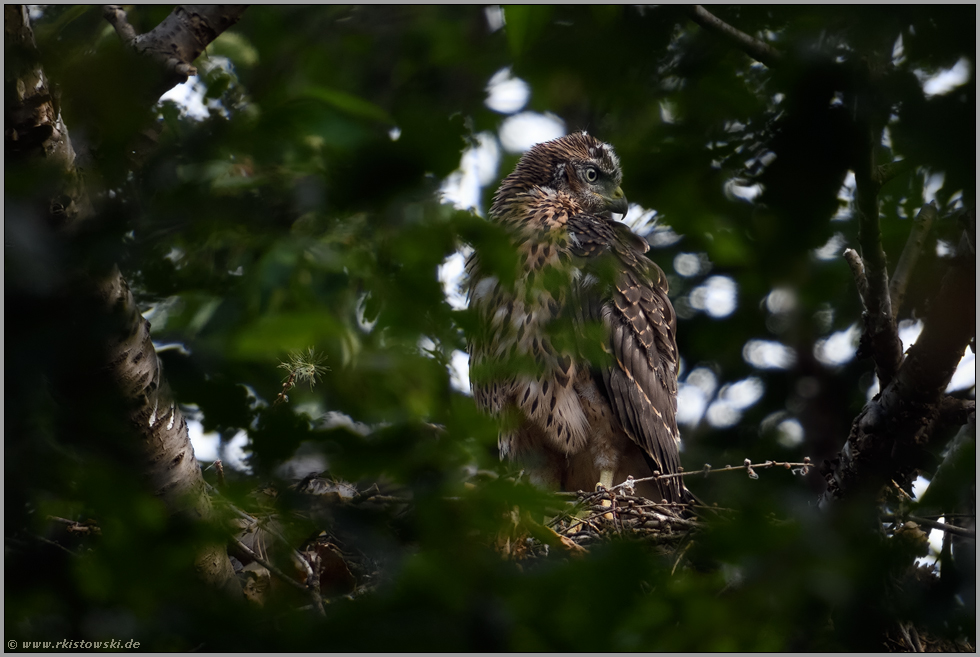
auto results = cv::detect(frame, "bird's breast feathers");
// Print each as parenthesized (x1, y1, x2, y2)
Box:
(466, 191, 624, 457)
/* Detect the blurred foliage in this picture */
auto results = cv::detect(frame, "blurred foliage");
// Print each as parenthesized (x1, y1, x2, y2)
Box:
(6, 5, 974, 651)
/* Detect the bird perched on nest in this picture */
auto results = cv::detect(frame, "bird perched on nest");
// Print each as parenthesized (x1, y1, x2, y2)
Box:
(466, 132, 689, 504)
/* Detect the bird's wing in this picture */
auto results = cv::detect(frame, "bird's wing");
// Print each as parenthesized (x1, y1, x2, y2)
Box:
(569, 214, 683, 499)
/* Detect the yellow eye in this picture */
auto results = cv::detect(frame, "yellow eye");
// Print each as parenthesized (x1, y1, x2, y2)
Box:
(585, 167, 598, 182)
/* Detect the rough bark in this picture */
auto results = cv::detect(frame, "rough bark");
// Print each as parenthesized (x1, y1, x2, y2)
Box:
(93, 266, 240, 591)
(103, 5, 248, 100)
(4, 5, 91, 230)
(850, 58, 904, 391)
(6, 5, 247, 594)
(822, 235, 976, 505)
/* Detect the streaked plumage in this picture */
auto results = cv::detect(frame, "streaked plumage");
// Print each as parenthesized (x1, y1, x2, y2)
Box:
(466, 132, 687, 503)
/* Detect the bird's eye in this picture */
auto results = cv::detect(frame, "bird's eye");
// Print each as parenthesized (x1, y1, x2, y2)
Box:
(585, 167, 598, 182)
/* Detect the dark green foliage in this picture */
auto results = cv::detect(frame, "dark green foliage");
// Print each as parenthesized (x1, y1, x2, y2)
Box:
(6, 5, 974, 651)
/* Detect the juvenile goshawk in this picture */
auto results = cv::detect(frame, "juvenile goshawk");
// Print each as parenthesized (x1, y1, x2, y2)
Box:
(466, 132, 687, 503)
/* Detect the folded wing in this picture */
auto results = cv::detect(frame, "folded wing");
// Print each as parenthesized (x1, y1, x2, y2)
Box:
(570, 214, 683, 502)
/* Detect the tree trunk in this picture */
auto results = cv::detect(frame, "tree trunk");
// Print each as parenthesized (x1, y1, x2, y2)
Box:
(5, 4, 244, 594)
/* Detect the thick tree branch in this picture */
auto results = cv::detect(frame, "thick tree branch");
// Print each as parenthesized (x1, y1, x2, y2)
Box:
(9, 5, 241, 595)
(937, 397, 976, 437)
(852, 65, 903, 390)
(683, 5, 783, 68)
(889, 201, 937, 319)
(822, 235, 976, 506)
(103, 4, 248, 96)
(102, 4, 137, 45)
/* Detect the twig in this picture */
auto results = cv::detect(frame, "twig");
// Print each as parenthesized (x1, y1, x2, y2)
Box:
(891, 479, 914, 502)
(906, 513, 975, 521)
(356, 495, 409, 505)
(294, 550, 327, 617)
(233, 536, 326, 609)
(607, 458, 813, 491)
(207, 481, 327, 610)
(33, 534, 80, 558)
(899, 622, 922, 653)
(47, 516, 101, 535)
(682, 5, 783, 68)
(565, 517, 602, 535)
(641, 515, 701, 531)
(610, 491, 623, 534)
(631, 501, 712, 519)
(274, 371, 295, 406)
(214, 460, 226, 489)
(889, 202, 937, 319)
(882, 513, 976, 540)
(907, 625, 924, 653)
(350, 483, 382, 504)
(671, 540, 694, 576)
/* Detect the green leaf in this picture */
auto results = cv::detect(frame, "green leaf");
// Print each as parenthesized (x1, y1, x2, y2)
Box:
(302, 86, 393, 125)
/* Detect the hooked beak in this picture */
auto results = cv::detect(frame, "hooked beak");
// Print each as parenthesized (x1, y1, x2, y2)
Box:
(603, 186, 629, 215)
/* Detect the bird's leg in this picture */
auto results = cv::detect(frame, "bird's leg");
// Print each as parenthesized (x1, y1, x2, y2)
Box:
(598, 469, 615, 491)
(597, 469, 615, 520)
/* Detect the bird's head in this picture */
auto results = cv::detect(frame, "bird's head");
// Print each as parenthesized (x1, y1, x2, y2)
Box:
(494, 132, 628, 217)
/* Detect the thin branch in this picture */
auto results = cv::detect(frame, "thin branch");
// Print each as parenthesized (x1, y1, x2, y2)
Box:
(843, 248, 869, 304)
(822, 235, 976, 505)
(294, 550, 327, 617)
(907, 626, 924, 654)
(882, 514, 976, 540)
(889, 201, 937, 319)
(233, 537, 326, 610)
(606, 458, 813, 491)
(683, 5, 783, 68)
(254, 517, 328, 617)
(891, 479, 914, 502)
(671, 540, 694, 576)
(906, 513, 976, 520)
(899, 622, 924, 653)
(350, 483, 382, 504)
(32, 534, 81, 558)
(214, 460, 226, 489)
(47, 515, 102, 534)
